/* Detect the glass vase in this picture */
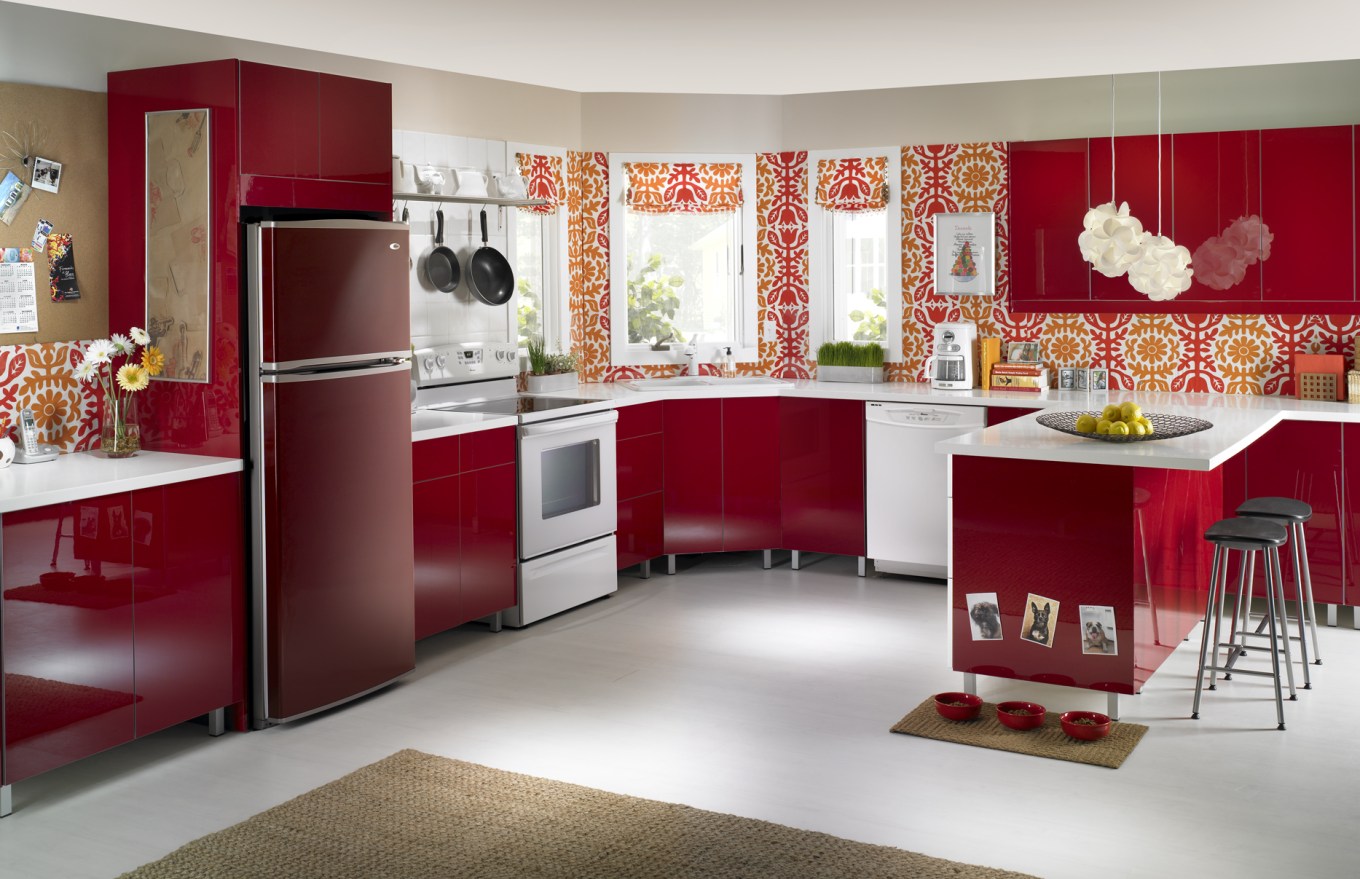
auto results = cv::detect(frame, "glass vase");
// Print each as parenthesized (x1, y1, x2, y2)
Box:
(102, 397, 140, 458)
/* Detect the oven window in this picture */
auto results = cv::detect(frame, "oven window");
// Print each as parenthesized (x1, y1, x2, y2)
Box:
(541, 439, 600, 519)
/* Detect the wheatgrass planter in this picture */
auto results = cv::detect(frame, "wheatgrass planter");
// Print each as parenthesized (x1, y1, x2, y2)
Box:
(816, 365, 884, 383)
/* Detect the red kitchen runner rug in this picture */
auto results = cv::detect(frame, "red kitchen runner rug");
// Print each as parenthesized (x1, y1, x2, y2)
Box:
(890, 697, 1147, 769)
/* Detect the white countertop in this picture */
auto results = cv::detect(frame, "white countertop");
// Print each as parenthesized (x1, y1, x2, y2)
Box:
(411, 409, 519, 442)
(936, 390, 1360, 470)
(424, 376, 1360, 471)
(0, 451, 243, 514)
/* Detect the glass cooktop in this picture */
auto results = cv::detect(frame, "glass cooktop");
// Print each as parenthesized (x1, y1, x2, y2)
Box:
(435, 396, 599, 416)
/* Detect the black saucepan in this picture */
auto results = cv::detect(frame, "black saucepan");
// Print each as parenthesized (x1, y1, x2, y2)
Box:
(425, 208, 460, 292)
(468, 208, 514, 306)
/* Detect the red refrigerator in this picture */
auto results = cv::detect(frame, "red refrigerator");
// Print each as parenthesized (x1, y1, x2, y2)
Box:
(245, 219, 414, 726)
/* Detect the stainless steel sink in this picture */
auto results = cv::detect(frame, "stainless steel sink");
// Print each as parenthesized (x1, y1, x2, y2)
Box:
(622, 376, 787, 391)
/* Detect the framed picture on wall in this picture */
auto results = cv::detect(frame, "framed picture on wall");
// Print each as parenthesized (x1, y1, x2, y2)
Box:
(933, 211, 994, 297)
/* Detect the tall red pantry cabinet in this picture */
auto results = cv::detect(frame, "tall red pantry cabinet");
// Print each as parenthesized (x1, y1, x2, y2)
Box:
(108, 59, 392, 456)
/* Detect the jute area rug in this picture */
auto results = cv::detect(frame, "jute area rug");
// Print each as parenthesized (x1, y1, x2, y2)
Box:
(119, 749, 1039, 879)
(891, 697, 1148, 769)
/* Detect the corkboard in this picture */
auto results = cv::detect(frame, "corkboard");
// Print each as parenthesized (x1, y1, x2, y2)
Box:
(0, 82, 108, 344)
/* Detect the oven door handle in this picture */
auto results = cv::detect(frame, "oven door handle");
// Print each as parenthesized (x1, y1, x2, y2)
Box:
(519, 409, 619, 437)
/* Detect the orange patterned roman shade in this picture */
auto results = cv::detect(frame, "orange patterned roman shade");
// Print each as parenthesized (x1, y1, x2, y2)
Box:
(623, 162, 743, 213)
(815, 156, 889, 212)
(515, 153, 564, 215)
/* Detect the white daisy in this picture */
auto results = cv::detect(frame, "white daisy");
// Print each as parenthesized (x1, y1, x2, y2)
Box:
(110, 334, 133, 355)
(129, 327, 150, 347)
(85, 339, 115, 364)
(74, 358, 98, 381)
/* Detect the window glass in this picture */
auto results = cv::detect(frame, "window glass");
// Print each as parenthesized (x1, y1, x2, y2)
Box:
(515, 214, 546, 349)
(623, 210, 741, 347)
(831, 212, 888, 342)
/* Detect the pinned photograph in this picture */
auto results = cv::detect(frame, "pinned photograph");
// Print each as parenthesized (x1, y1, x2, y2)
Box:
(0, 171, 30, 225)
(32, 218, 52, 250)
(1020, 593, 1059, 648)
(31, 157, 61, 194)
(966, 592, 1003, 640)
(1080, 605, 1119, 655)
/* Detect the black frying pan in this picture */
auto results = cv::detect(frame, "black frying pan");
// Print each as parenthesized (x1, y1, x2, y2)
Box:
(469, 208, 514, 306)
(425, 208, 460, 292)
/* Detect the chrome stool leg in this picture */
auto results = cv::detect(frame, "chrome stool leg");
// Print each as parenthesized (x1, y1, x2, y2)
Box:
(1192, 546, 1224, 719)
(1292, 522, 1321, 664)
(1263, 545, 1287, 729)
(1269, 545, 1298, 700)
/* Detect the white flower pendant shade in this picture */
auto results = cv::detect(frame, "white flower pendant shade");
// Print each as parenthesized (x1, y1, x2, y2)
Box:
(1079, 201, 1146, 277)
(1127, 234, 1193, 300)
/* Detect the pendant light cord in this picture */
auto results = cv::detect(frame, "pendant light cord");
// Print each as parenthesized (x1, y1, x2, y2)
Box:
(1110, 75, 1116, 199)
(1156, 71, 1163, 236)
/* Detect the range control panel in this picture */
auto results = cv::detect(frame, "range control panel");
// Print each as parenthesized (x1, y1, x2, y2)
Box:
(413, 342, 519, 388)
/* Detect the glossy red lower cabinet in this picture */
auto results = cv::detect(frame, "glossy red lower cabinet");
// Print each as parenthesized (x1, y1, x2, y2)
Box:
(413, 428, 518, 638)
(779, 398, 864, 556)
(722, 398, 781, 551)
(985, 407, 1042, 427)
(2, 475, 244, 786)
(413, 475, 462, 640)
(618, 493, 665, 569)
(1339, 425, 1360, 607)
(132, 477, 244, 737)
(1247, 421, 1344, 605)
(459, 464, 517, 621)
(617, 432, 664, 500)
(663, 399, 724, 553)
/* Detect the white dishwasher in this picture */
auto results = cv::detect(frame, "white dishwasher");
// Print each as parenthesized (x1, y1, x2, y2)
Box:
(865, 401, 986, 578)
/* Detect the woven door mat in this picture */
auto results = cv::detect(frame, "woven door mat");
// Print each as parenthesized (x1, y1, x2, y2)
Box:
(118, 749, 1041, 879)
(890, 697, 1148, 769)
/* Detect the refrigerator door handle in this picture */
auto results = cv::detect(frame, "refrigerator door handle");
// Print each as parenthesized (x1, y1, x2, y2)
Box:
(262, 362, 412, 384)
(263, 351, 412, 373)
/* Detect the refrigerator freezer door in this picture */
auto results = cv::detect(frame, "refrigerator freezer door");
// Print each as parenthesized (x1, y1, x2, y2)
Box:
(250, 220, 411, 370)
(252, 364, 415, 724)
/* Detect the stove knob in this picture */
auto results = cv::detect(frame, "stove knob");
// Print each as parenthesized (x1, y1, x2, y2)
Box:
(435, 354, 448, 369)
(423, 356, 435, 372)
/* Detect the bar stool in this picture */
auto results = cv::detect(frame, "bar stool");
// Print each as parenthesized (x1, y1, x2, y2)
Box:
(1234, 497, 1322, 672)
(1193, 517, 1296, 730)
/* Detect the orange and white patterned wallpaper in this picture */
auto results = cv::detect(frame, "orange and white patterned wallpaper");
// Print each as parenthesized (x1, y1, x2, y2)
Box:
(567, 144, 1360, 393)
(0, 342, 102, 453)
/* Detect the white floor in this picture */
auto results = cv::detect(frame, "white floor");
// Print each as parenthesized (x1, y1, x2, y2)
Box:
(2, 552, 1358, 879)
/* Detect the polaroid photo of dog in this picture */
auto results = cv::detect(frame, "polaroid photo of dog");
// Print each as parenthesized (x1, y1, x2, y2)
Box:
(1020, 593, 1059, 648)
(966, 592, 1003, 640)
(31, 157, 62, 194)
(1079, 604, 1119, 656)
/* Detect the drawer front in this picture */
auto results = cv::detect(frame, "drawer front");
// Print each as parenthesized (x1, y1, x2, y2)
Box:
(413, 435, 461, 483)
(616, 401, 663, 440)
(461, 427, 516, 472)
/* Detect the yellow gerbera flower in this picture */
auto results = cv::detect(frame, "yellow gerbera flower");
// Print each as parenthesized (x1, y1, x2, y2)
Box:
(116, 364, 150, 392)
(141, 345, 166, 376)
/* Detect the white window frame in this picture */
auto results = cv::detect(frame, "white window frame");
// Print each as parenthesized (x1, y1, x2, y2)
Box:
(807, 147, 902, 362)
(608, 152, 758, 367)
(507, 142, 570, 356)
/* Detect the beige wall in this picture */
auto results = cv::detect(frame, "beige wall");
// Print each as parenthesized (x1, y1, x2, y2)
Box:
(580, 94, 782, 153)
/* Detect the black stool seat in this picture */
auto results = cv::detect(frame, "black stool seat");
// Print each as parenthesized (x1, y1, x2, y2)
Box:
(1205, 517, 1288, 550)
(1236, 497, 1313, 523)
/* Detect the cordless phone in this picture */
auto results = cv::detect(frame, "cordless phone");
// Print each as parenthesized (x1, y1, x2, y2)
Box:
(14, 408, 58, 463)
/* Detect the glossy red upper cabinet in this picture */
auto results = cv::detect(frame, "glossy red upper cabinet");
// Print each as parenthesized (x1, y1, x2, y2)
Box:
(722, 398, 782, 551)
(663, 398, 723, 554)
(239, 62, 319, 181)
(779, 398, 865, 557)
(1008, 139, 1091, 309)
(1247, 421, 1344, 605)
(1172, 130, 1263, 304)
(1260, 125, 1355, 307)
(319, 73, 392, 185)
(131, 476, 244, 737)
(1088, 134, 1173, 305)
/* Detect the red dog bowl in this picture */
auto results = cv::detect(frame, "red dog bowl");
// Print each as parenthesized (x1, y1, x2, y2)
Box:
(996, 701, 1046, 730)
(933, 692, 983, 721)
(1060, 710, 1112, 740)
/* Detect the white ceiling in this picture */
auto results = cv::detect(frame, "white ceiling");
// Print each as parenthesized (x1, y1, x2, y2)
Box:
(8, 0, 1360, 95)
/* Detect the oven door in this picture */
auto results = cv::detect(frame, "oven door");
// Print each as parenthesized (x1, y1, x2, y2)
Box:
(518, 410, 618, 559)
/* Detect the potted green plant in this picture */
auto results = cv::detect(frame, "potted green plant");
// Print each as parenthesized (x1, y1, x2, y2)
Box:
(815, 341, 885, 383)
(525, 338, 580, 393)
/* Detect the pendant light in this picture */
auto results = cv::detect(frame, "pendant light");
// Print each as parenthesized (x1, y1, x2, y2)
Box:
(1125, 72, 1193, 300)
(1079, 76, 1147, 278)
